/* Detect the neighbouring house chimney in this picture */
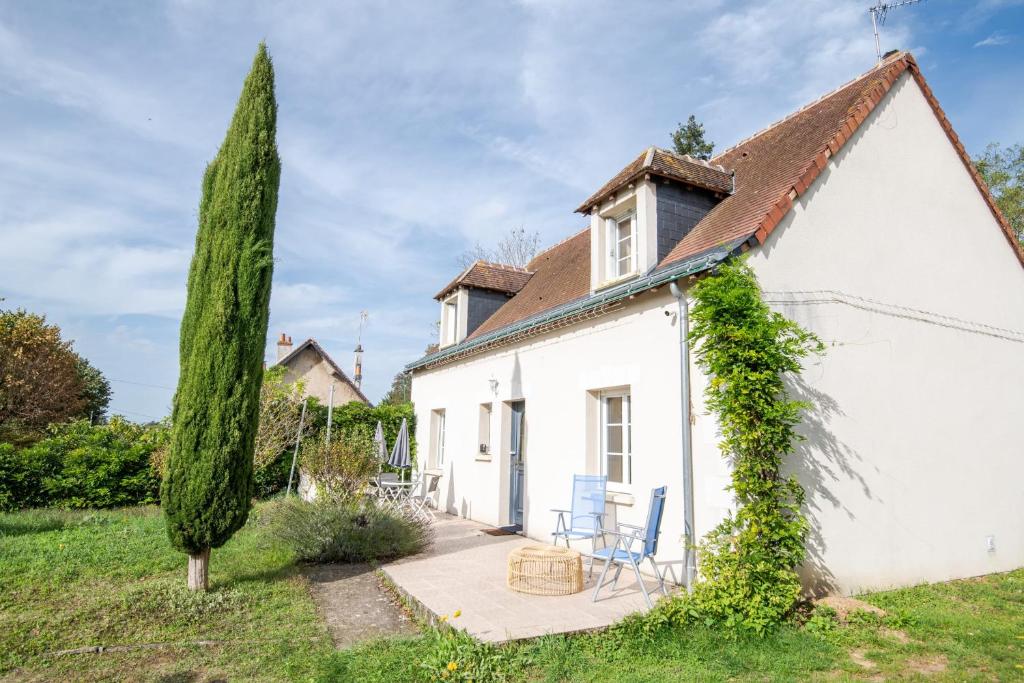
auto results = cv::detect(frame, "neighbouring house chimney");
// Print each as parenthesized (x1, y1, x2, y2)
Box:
(353, 344, 363, 389)
(276, 333, 293, 361)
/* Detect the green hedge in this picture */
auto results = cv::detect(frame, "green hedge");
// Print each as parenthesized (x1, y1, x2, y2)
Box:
(0, 418, 167, 511)
(304, 401, 416, 467)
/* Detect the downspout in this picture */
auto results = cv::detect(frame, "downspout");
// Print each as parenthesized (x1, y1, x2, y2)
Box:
(669, 280, 697, 591)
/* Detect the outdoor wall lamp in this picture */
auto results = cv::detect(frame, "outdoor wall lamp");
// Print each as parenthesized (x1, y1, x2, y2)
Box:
(488, 377, 499, 394)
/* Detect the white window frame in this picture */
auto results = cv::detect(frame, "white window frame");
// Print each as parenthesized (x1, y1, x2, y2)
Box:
(600, 391, 632, 485)
(605, 211, 636, 280)
(478, 403, 492, 456)
(434, 409, 447, 466)
(442, 296, 459, 346)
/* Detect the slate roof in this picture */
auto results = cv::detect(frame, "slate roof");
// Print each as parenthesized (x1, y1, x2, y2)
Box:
(412, 52, 1023, 371)
(435, 261, 534, 300)
(469, 230, 591, 339)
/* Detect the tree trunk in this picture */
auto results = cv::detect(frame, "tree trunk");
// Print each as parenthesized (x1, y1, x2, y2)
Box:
(188, 548, 210, 591)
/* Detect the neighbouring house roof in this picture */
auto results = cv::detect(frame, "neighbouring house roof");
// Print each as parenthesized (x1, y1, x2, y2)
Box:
(276, 338, 371, 405)
(409, 52, 1023, 373)
(576, 147, 734, 214)
(435, 261, 534, 300)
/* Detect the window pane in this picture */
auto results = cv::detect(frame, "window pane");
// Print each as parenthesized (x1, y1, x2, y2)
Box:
(608, 453, 623, 483)
(606, 425, 623, 453)
(617, 257, 630, 277)
(606, 396, 622, 423)
(617, 217, 631, 242)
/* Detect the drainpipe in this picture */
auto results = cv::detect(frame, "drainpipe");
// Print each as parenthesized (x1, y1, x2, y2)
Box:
(669, 280, 697, 592)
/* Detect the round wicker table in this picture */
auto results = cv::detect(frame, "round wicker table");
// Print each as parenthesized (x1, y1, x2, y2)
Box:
(507, 545, 584, 596)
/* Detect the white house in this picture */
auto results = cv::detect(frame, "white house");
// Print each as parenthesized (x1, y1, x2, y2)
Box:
(407, 53, 1024, 596)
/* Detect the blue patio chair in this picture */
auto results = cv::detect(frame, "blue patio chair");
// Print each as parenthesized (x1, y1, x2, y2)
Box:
(592, 485, 668, 608)
(551, 474, 607, 570)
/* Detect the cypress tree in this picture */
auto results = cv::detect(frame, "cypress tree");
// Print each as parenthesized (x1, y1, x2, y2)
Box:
(163, 43, 280, 591)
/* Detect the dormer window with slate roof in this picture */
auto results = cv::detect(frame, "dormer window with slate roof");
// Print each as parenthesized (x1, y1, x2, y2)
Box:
(435, 261, 534, 348)
(578, 147, 732, 292)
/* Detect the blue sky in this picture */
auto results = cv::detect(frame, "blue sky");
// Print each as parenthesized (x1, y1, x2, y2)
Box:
(1, 0, 1022, 420)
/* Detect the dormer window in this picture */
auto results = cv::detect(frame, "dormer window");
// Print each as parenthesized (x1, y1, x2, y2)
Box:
(433, 261, 534, 349)
(607, 212, 636, 278)
(580, 147, 733, 293)
(441, 294, 460, 347)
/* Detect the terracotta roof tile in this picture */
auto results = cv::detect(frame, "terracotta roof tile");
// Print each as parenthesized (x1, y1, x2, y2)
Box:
(468, 230, 591, 339)
(434, 261, 534, 300)
(576, 147, 733, 213)
(660, 52, 1024, 269)
(440, 52, 1023, 356)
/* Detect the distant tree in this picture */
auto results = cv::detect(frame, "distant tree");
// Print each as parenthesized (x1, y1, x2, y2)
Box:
(459, 226, 540, 269)
(381, 371, 412, 405)
(671, 114, 715, 161)
(0, 309, 85, 443)
(75, 355, 112, 423)
(163, 43, 280, 591)
(975, 142, 1023, 246)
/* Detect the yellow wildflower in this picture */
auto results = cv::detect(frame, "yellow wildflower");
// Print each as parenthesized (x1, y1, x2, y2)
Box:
(453, 609, 462, 618)
(439, 614, 448, 623)
(447, 661, 458, 671)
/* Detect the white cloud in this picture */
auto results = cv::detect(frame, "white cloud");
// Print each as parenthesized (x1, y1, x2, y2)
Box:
(974, 32, 1012, 47)
(2, 0, 1019, 414)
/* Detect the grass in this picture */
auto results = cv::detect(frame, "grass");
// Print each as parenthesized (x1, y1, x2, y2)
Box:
(0, 504, 333, 681)
(2, 505, 1022, 681)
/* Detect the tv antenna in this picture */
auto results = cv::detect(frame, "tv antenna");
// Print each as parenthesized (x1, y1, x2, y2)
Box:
(357, 310, 369, 346)
(869, 0, 924, 62)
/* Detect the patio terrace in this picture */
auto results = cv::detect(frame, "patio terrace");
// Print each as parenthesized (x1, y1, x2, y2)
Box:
(381, 513, 667, 643)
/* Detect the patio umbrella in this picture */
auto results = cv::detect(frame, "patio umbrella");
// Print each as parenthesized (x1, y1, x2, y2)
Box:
(388, 417, 411, 479)
(373, 420, 388, 471)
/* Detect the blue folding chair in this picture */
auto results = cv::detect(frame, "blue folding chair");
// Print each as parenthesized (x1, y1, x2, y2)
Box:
(592, 486, 668, 608)
(551, 474, 607, 573)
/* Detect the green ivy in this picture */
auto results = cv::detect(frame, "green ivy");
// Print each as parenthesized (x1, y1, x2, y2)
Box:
(684, 259, 824, 634)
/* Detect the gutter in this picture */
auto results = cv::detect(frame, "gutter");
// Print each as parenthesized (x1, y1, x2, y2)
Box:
(669, 280, 697, 591)
(406, 240, 744, 372)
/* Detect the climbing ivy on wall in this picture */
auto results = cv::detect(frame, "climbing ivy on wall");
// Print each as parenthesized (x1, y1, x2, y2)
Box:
(686, 259, 824, 633)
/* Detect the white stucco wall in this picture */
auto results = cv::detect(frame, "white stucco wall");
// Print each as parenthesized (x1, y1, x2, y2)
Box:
(411, 292, 733, 576)
(746, 72, 1024, 594)
(411, 71, 1024, 596)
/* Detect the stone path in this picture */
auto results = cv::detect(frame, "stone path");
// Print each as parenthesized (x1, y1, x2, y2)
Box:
(303, 564, 419, 649)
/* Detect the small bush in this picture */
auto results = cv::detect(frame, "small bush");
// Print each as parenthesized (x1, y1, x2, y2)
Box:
(301, 429, 378, 501)
(266, 497, 430, 563)
(418, 616, 525, 681)
(803, 605, 839, 637)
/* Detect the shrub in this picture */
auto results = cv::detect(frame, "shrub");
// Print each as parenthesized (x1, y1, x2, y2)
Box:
(0, 418, 168, 511)
(301, 429, 378, 501)
(266, 497, 430, 563)
(306, 401, 417, 468)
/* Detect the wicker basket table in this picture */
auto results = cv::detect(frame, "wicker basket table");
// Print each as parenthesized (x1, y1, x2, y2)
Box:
(507, 545, 584, 596)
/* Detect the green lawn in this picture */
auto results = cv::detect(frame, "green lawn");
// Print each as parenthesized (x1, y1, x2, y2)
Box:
(2, 505, 1022, 681)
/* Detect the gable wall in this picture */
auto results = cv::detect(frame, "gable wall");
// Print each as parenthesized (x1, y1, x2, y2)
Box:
(746, 72, 1024, 594)
(278, 346, 367, 406)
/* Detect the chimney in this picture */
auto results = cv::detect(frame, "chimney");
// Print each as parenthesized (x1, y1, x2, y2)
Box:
(276, 333, 293, 361)
(353, 344, 363, 389)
